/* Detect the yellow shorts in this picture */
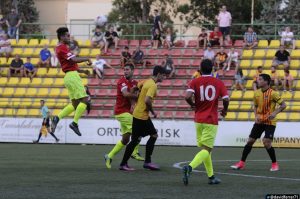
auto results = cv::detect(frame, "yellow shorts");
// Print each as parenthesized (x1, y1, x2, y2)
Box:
(115, 112, 133, 135)
(195, 122, 218, 149)
(64, 71, 87, 100)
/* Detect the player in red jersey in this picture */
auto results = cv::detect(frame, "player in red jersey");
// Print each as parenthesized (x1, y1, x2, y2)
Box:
(182, 59, 229, 185)
(104, 64, 144, 169)
(51, 27, 92, 136)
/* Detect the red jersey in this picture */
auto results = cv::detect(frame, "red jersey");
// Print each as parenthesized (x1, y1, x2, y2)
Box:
(114, 77, 138, 115)
(187, 75, 229, 125)
(55, 43, 79, 72)
(209, 31, 222, 40)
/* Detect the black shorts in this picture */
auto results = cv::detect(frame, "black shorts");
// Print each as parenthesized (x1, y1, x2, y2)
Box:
(43, 118, 50, 128)
(249, 123, 276, 140)
(210, 40, 220, 46)
(219, 27, 230, 36)
(132, 117, 157, 139)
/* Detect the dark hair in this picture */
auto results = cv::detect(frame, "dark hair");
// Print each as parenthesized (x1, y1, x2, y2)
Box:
(124, 46, 129, 50)
(257, 66, 263, 70)
(154, 9, 158, 12)
(56, 27, 69, 40)
(284, 69, 290, 74)
(124, 64, 134, 70)
(40, 99, 45, 103)
(153, 65, 166, 76)
(200, 59, 213, 75)
(259, 74, 271, 85)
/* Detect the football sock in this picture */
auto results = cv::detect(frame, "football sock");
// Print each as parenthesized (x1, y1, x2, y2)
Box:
(204, 153, 214, 178)
(189, 149, 209, 169)
(73, 103, 87, 124)
(132, 144, 140, 155)
(58, 104, 75, 120)
(241, 144, 252, 162)
(120, 139, 139, 166)
(266, 147, 277, 163)
(50, 132, 59, 141)
(36, 132, 42, 142)
(145, 136, 157, 163)
(108, 140, 125, 159)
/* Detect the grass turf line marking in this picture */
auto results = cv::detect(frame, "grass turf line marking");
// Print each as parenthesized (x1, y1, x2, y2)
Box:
(173, 161, 300, 182)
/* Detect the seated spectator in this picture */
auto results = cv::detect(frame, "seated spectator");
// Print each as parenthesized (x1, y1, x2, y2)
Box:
(281, 69, 294, 92)
(270, 66, 280, 90)
(0, 25, 5, 36)
(38, 45, 51, 70)
(132, 46, 146, 67)
(8, 54, 23, 77)
(209, 27, 223, 46)
(91, 27, 106, 51)
(92, 54, 113, 80)
(23, 57, 37, 80)
(226, 47, 239, 71)
(162, 54, 176, 78)
(104, 26, 119, 53)
(281, 27, 295, 49)
(0, 34, 12, 61)
(50, 51, 59, 67)
(197, 28, 208, 50)
(69, 36, 80, 55)
(252, 66, 263, 90)
(203, 44, 215, 61)
(192, 69, 201, 79)
(153, 28, 162, 49)
(121, 46, 135, 68)
(272, 45, 290, 69)
(233, 65, 245, 91)
(212, 66, 220, 79)
(243, 27, 258, 49)
(163, 27, 173, 49)
(214, 46, 228, 70)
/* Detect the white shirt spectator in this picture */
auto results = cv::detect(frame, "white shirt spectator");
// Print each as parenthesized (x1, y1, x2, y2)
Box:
(217, 11, 232, 27)
(228, 51, 239, 62)
(0, 37, 12, 53)
(93, 59, 106, 72)
(281, 31, 294, 42)
(204, 49, 215, 60)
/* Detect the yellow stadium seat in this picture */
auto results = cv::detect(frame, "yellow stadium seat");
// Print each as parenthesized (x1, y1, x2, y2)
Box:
(230, 91, 243, 99)
(5, 108, 15, 116)
(54, 78, 64, 86)
(290, 70, 298, 78)
(31, 78, 42, 86)
(60, 89, 69, 97)
(277, 112, 288, 121)
(12, 48, 23, 56)
(77, 39, 83, 46)
(0, 108, 4, 115)
(228, 101, 239, 110)
(90, 48, 100, 56)
(33, 48, 43, 56)
(243, 91, 254, 100)
(249, 112, 255, 120)
(49, 88, 61, 97)
(0, 77, 8, 86)
(43, 78, 54, 86)
(290, 50, 300, 58)
(290, 102, 300, 111)
(224, 112, 236, 120)
(257, 40, 268, 48)
(289, 113, 300, 121)
(242, 50, 253, 59)
(0, 57, 7, 65)
(84, 39, 91, 47)
(16, 39, 28, 47)
(245, 80, 253, 89)
(290, 60, 300, 69)
(39, 39, 50, 46)
(19, 78, 31, 86)
(296, 81, 300, 89)
(240, 60, 251, 69)
(293, 91, 300, 100)
(253, 49, 266, 58)
(14, 88, 26, 97)
(36, 88, 49, 97)
(57, 69, 65, 77)
(247, 70, 257, 78)
(82, 78, 88, 86)
(50, 39, 58, 47)
(237, 112, 249, 121)
(7, 77, 19, 86)
(28, 39, 39, 47)
(263, 60, 272, 68)
(252, 60, 264, 68)
(281, 91, 292, 100)
(79, 48, 90, 56)
(10, 39, 17, 46)
(31, 58, 39, 65)
(27, 88, 37, 96)
(269, 40, 280, 48)
(28, 109, 40, 116)
(48, 68, 58, 76)
(240, 101, 252, 111)
(0, 98, 10, 107)
(23, 48, 34, 57)
(37, 68, 47, 76)
(2, 87, 15, 97)
(295, 40, 300, 48)
(266, 49, 276, 58)
(17, 109, 28, 116)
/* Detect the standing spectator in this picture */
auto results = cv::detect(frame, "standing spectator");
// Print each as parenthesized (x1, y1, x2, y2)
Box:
(281, 27, 295, 50)
(5, 8, 22, 39)
(209, 27, 223, 46)
(91, 27, 106, 51)
(163, 27, 173, 49)
(8, 54, 23, 77)
(132, 46, 146, 68)
(69, 36, 80, 55)
(217, 5, 232, 46)
(104, 26, 119, 53)
(252, 66, 263, 90)
(24, 57, 37, 80)
(243, 27, 258, 49)
(281, 69, 294, 92)
(152, 28, 162, 49)
(214, 46, 228, 71)
(203, 44, 215, 61)
(0, 34, 12, 61)
(226, 47, 239, 71)
(233, 65, 245, 91)
(196, 28, 208, 50)
(92, 54, 113, 80)
(270, 66, 280, 90)
(120, 46, 135, 68)
(38, 45, 51, 70)
(152, 9, 163, 37)
(272, 45, 290, 69)
(162, 54, 176, 78)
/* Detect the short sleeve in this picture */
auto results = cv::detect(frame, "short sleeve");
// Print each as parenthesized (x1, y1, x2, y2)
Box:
(272, 91, 283, 104)
(186, 79, 196, 93)
(58, 46, 75, 60)
(146, 84, 157, 98)
(119, 81, 128, 93)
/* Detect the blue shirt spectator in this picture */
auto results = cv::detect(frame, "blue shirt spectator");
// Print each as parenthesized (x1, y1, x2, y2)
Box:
(40, 48, 51, 61)
(24, 61, 34, 71)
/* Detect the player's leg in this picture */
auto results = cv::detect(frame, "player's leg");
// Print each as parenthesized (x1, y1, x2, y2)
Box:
(263, 125, 279, 171)
(33, 128, 43, 143)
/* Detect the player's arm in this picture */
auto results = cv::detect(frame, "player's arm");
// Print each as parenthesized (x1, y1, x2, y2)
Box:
(185, 91, 195, 109)
(104, 63, 113, 69)
(122, 88, 138, 99)
(221, 97, 229, 117)
(269, 101, 286, 120)
(77, 69, 90, 76)
(145, 96, 157, 118)
(70, 57, 92, 65)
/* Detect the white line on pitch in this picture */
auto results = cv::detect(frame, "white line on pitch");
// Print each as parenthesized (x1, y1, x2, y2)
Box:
(173, 161, 300, 182)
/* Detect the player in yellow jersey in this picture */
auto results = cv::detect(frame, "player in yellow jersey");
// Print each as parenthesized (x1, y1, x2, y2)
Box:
(231, 74, 286, 171)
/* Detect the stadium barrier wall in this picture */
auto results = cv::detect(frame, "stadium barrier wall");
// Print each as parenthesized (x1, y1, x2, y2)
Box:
(0, 118, 299, 148)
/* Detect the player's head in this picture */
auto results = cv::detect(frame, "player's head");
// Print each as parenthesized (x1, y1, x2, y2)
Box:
(279, 45, 285, 51)
(40, 99, 45, 106)
(271, 66, 276, 72)
(56, 27, 70, 44)
(153, 65, 166, 83)
(26, 57, 31, 62)
(124, 64, 134, 79)
(200, 59, 213, 75)
(258, 74, 271, 87)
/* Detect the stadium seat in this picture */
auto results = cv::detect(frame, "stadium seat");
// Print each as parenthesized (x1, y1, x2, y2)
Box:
(28, 39, 39, 47)
(33, 48, 43, 56)
(171, 49, 181, 57)
(140, 69, 152, 76)
(49, 88, 61, 97)
(0, 77, 8, 86)
(240, 60, 251, 69)
(140, 40, 151, 47)
(177, 69, 188, 77)
(12, 48, 23, 56)
(100, 110, 113, 118)
(43, 78, 54, 86)
(37, 68, 47, 76)
(161, 111, 173, 119)
(277, 112, 288, 121)
(19, 78, 30, 86)
(31, 78, 42, 86)
(187, 40, 197, 48)
(60, 89, 68, 98)
(165, 100, 177, 109)
(148, 49, 159, 56)
(7, 77, 19, 86)
(36, 88, 49, 97)
(169, 90, 182, 98)
(160, 49, 170, 56)
(257, 40, 268, 48)
(2, 88, 15, 97)
(129, 40, 139, 47)
(228, 101, 239, 110)
(118, 40, 128, 47)
(237, 112, 249, 121)
(28, 109, 40, 116)
(252, 60, 264, 68)
(157, 90, 169, 97)
(289, 113, 300, 121)
(90, 48, 100, 56)
(194, 49, 204, 57)
(241, 50, 253, 59)
(295, 40, 300, 49)
(183, 49, 194, 57)
(269, 40, 280, 48)
(48, 68, 59, 76)
(191, 59, 201, 67)
(160, 79, 172, 87)
(39, 39, 50, 46)
(16, 109, 28, 116)
(16, 39, 28, 47)
(84, 39, 91, 47)
(253, 49, 266, 58)
(180, 59, 190, 67)
(266, 49, 276, 58)
(243, 91, 254, 100)
(240, 101, 252, 111)
(174, 40, 185, 47)
(230, 91, 243, 99)
(290, 50, 300, 58)
(233, 40, 243, 47)
(54, 78, 64, 86)
(224, 112, 236, 120)
(79, 48, 90, 56)
(26, 88, 37, 97)
(23, 48, 34, 57)
(173, 79, 186, 87)
(293, 92, 300, 100)
(290, 60, 300, 69)
(5, 108, 15, 116)
(10, 39, 17, 46)
(263, 60, 273, 68)
(281, 91, 293, 100)
(50, 39, 58, 47)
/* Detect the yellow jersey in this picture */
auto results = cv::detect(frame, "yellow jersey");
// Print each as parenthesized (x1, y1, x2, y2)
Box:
(133, 78, 157, 120)
(192, 71, 201, 79)
(254, 88, 283, 126)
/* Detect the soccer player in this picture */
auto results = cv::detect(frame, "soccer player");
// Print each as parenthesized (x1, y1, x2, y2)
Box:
(119, 65, 166, 171)
(104, 64, 144, 169)
(231, 74, 286, 171)
(33, 100, 59, 143)
(182, 59, 229, 185)
(51, 27, 92, 136)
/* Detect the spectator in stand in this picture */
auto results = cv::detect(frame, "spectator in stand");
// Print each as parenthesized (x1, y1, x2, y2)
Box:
(281, 69, 294, 92)
(225, 47, 239, 71)
(203, 44, 215, 61)
(209, 27, 223, 46)
(0, 13, 5, 25)
(270, 66, 280, 90)
(0, 34, 12, 61)
(163, 27, 174, 49)
(152, 9, 163, 37)
(192, 69, 201, 79)
(132, 46, 146, 68)
(272, 45, 290, 69)
(243, 27, 258, 49)
(23, 57, 37, 80)
(50, 51, 59, 67)
(214, 46, 228, 71)
(153, 28, 162, 49)
(252, 66, 263, 90)
(233, 65, 245, 91)
(212, 66, 220, 79)
(0, 25, 5, 36)
(5, 8, 22, 39)
(121, 46, 135, 68)
(8, 54, 23, 77)
(69, 36, 80, 55)
(104, 26, 119, 53)
(217, 5, 232, 46)
(196, 28, 208, 50)
(92, 54, 113, 80)
(162, 54, 176, 78)
(91, 27, 106, 51)
(38, 45, 51, 71)
(281, 27, 295, 50)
